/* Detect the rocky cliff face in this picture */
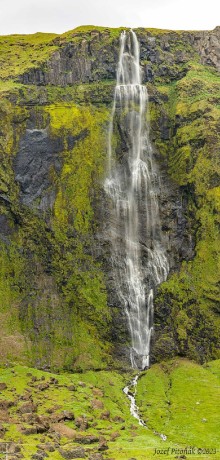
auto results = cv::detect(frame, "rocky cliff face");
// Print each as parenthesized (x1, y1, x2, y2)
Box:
(17, 26, 220, 85)
(0, 25, 219, 370)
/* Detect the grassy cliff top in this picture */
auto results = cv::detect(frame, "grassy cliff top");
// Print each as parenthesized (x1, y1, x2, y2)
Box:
(0, 32, 58, 79)
(0, 26, 119, 79)
(0, 24, 215, 80)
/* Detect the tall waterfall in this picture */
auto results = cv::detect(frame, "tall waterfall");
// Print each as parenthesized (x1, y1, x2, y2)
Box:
(105, 30, 169, 369)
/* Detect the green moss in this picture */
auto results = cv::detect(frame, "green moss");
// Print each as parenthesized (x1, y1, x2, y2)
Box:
(0, 80, 23, 93)
(0, 32, 58, 79)
(61, 25, 123, 42)
(138, 27, 191, 36)
(1, 359, 219, 459)
(0, 242, 29, 364)
(46, 80, 114, 104)
(137, 359, 220, 448)
(0, 80, 114, 107)
(155, 262, 220, 362)
(151, 64, 220, 362)
(0, 97, 112, 371)
(0, 26, 219, 371)
(46, 103, 112, 369)
(47, 104, 108, 232)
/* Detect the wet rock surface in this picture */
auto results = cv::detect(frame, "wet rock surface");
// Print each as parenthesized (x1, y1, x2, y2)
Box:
(14, 128, 62, 207)
(13, 127, 86, 210)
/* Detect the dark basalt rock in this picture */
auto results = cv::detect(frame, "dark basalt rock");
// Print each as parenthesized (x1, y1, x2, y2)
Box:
(59, 447, 86, 459)
(193, 26, 220, 71)
(19, 33, 118, 86)
(13, 126, 87, 210)
(17, 28, 220, 90)
(14, 128, 62, 207)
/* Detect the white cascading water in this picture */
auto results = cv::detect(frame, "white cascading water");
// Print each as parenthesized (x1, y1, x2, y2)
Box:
(105, 30, 169, 370)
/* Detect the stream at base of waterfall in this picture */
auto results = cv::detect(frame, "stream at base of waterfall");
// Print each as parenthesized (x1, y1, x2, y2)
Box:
(105, 29, 169, 437)
(123, 373, 167, 441)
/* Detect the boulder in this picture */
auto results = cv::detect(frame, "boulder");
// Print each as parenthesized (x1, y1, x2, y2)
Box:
(19, 402, 37, 414)
(88, 455, 104, 460)
(51, 423, 77, 439)
(0, 400, 14, 410)
(59, 447, 86, 459)
(74, 416, 89, 430)
(74, 434, 99, 444)
(100, 410, 110, 420)
(91, 400, 104, 410)
(98, 441, 108, 452)
(37, 383, 50, 391)
(0, 383, 7, 391)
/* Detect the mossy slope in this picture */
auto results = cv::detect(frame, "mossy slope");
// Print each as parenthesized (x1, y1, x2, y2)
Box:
(0, 359, 219, 459)
(0, 32, 58, 79)
(136, 359, 220, 448)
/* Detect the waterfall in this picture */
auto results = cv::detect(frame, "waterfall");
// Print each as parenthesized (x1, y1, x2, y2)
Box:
(105, 30, 169, 370)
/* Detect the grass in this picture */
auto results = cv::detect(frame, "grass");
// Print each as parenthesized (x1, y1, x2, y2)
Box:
(0, 25, 120, 81)
(0, 359, 219, 459)
(0, 26, 209, 84)
(136, 359, 220, 456)
(61, 25, 124, 41)
(0, 32, 58, 79)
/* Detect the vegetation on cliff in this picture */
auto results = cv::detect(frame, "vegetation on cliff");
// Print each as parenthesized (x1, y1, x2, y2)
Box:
(150, 62, 220, 362)
(0, 25, 219, 370)
(0, 33, 58, 79)
(0, 99, 112, 370)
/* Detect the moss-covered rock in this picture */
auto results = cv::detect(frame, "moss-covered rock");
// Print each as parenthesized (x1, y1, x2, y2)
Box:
(0, 96, 113, 370)
(0, 359, 219, 459)
(0, 25, 219, 369)
(150, 63, 220, 363)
